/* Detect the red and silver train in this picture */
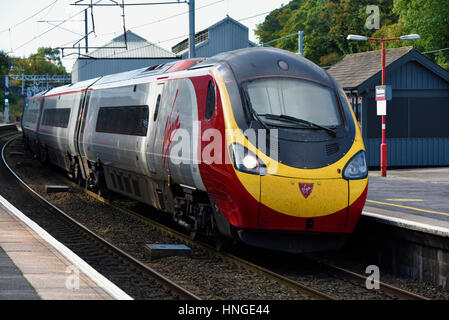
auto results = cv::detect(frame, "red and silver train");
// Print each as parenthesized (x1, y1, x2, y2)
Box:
(22, 47, 368, 253)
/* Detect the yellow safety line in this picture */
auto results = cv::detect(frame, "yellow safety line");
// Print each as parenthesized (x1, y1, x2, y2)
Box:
(366, 200, 449, 217)
(386, 199, 424, 202)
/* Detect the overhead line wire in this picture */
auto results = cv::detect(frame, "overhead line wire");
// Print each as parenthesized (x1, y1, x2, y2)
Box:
(73, 7, 279, 73)
(11, 1, 103, 53)
(422, 47, 449, 54)
(74, 0, 225, 43)
(0, 0, 59, 33)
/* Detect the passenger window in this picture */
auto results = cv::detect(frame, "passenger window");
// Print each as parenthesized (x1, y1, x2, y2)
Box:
(96, 105, 149, 136)
(205, 81, 216, 121)
(41, 108, 71, 128)
(153, 94, 161, 121)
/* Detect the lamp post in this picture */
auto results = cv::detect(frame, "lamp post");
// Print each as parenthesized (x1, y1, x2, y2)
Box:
(346, 34, 419, 177)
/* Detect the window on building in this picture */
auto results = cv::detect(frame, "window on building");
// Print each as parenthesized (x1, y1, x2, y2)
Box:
(41, 108, 71, 128)
(96, 105, 149, 136)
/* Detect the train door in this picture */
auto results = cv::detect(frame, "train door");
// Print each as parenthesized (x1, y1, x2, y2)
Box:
(33, 98, 45, 154)
(74, 90, 91, 181)
(147, 82, 165, 175)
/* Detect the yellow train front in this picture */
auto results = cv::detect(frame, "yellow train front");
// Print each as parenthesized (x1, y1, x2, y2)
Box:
(200, 48, 368, 253)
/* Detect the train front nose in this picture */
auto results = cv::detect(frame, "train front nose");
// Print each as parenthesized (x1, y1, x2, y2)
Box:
(258, 175, 350, 231)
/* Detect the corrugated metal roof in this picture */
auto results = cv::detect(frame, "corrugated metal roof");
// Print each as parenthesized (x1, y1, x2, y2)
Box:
(208, 15, 248, 32)
(85, 30, 177, 59)
(327, 46, 414, 89)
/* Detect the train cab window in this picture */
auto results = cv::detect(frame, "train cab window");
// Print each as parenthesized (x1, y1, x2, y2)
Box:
(205, 80, 216, 121)
(153, 94, 161, 121)
(41, 108, 71, 128)
(243, 77, 341, 127)
(96, 105, 149, 136)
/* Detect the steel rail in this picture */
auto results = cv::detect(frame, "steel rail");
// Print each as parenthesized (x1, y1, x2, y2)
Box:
(108, 203, 335, 300)
(99, 196, 431, 300)
(58, 175, 336, 300)
(1, 135, 200, 301)
(5, 132, 430, 300)
(80, 181, 431, 300)
(307, 258, 430, 300)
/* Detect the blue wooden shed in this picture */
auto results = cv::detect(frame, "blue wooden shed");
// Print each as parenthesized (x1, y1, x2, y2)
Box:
(328, 46, 449, 167)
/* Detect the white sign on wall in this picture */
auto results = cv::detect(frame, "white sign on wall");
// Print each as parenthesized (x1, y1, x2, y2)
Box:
(377, 100, 387, 116)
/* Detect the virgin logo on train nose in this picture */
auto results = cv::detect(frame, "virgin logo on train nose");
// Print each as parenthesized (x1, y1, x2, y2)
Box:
(299, 183, 314, 199)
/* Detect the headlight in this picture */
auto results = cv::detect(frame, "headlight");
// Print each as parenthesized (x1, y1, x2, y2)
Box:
(229, 143, 267, 175)
(242, 154, 258, 169)
(343, 151, 367, 180)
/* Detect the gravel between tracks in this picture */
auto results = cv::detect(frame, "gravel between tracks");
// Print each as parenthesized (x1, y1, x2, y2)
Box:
(5, 138, 309, 300)
(307, 250, 449, 300)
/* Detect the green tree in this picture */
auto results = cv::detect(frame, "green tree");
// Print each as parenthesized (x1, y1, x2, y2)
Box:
(393, 0, 449, 69)
(0, 50, 10, 88)
(255, 0, 449, 70)
(0, 50, 10, 116)
(15, 47, 67, 75)
(256, 0, 341, 65)
(0, 50, 9, 74)
(2, 47, 69, 121)
(255, 0, 405, 66)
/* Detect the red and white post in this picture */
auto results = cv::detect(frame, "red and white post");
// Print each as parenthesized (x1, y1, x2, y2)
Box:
(347, 34, 419, 177)
(380, 40, 387, 177)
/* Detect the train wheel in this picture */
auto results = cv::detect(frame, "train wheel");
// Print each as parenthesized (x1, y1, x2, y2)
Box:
(189, 229, 198, 241)
(23, 137, 30, 151)
(215, 238, 224, 251)
(39, 146, 48, 164)
(215, 236, 231, 252)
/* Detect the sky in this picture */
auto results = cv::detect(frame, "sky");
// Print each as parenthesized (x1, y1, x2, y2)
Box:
(0, 0, 290, 73)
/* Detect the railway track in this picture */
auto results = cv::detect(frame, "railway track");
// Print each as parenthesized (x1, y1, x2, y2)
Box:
(3, 133, 431, 300)
(1, 134, 200, 300)
(308, 259, 430, 300)
(68, 171, 429, 300)
(103, 198, 430, 300)
(82, 187, 336, 300)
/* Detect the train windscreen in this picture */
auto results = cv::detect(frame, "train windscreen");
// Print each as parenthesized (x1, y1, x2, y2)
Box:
(242, 77, 341, 128)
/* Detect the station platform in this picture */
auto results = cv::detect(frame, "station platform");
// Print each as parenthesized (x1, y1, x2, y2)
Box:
(363, 167, 449, 236)
(0, 195, 131, 300)
(0, 123, 18, 133)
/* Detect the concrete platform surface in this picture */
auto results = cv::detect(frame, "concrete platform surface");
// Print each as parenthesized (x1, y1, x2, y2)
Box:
(364, 167, 449, 235)
(0, 247, 39, 300)
(0, 200, 120, 300)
